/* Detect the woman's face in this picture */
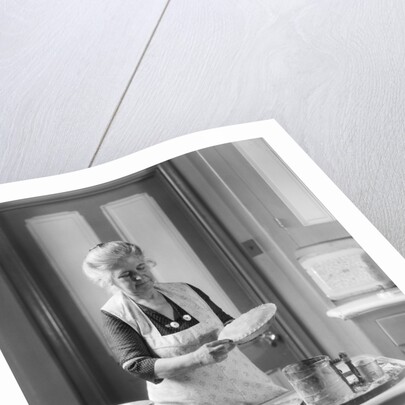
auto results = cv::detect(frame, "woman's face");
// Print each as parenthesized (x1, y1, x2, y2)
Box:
(110, 254, 155, 297)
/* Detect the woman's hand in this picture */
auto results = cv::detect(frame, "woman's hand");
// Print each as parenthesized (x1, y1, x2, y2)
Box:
(192, 339, 236, 366)
(154, 339, 236, 379)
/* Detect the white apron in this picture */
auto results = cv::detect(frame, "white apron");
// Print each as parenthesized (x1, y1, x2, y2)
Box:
(102, 283, 288, 405)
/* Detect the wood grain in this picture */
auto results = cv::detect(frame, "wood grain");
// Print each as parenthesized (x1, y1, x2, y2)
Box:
(92, 0, 405, 256)
(2, 1, 405, 256)
(0, 0, 167, 182)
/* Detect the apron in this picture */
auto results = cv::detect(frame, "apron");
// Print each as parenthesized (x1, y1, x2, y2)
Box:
(102, 283, 288, 405)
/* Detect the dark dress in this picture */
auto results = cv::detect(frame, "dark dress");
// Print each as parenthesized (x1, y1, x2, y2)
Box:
(101, 284, 233, 383)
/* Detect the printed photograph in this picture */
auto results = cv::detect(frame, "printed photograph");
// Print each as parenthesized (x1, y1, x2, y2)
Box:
(0, 137, 404, 405)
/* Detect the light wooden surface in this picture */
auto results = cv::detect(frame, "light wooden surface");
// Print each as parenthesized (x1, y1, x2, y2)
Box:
(0, 0, 168, 180)
(2, 1, 405, 257)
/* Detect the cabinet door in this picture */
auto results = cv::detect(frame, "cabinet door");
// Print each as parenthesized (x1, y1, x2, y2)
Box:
(216, 140, 350, 249)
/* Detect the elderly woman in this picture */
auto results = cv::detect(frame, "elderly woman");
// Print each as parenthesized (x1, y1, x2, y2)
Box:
(82, 241, 288, 405)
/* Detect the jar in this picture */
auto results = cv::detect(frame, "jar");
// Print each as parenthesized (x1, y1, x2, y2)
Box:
(282, 355, 354, 405)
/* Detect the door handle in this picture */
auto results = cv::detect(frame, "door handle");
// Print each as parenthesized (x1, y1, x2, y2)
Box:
(260, 331, 282, 347)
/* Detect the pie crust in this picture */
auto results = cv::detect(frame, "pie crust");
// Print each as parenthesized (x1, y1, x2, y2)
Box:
(218, 303, 277, 344)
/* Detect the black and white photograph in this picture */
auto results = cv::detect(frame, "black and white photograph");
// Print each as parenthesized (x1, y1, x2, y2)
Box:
(1, 126, 405, 405)
(3, 2, 405, 404)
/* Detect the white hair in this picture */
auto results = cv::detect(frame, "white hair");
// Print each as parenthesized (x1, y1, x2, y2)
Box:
(82, 241, 144, 289)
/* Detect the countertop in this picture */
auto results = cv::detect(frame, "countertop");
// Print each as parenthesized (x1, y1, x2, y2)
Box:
(268, 356, 405, 405)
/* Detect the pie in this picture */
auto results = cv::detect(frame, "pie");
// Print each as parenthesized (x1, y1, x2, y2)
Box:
(218, 303, 277, 344)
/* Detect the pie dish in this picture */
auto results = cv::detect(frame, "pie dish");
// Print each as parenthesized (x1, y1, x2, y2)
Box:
(218, 303, 277, 344)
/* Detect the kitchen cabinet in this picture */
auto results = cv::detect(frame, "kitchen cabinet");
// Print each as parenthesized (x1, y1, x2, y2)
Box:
(351, 303, 405, 360)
